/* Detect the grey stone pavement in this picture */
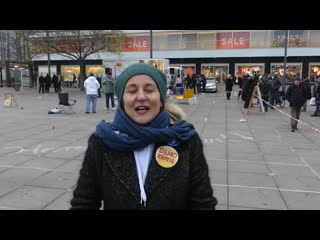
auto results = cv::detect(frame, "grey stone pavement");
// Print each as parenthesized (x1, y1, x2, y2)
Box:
(0, 84, 320, 210)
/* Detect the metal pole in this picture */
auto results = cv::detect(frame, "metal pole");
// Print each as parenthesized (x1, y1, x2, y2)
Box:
(150, 30, 153, 59)
(283, 30, 289, 91)
(20, 67, 23, 91)
(46, 30, 51, 76)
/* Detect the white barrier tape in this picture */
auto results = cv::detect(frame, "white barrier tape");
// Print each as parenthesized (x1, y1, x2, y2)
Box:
(253, 93, 320, 134)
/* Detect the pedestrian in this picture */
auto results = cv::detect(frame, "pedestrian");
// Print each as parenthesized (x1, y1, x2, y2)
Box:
(258, 74, 271, 112)
(52, 73, 58, 93)
(269, 74, 282, 109)
(301, 75, 311, 112)
(225, 74, 233, 100)
(201, 74, 207, 93)
(100, 74, 115, 111)
(44, 73, 51, 93)
(311, 76, 320, 116)
(70, 63, 217, 210)
(38, 73, 45, 94)
(96, 75, 102, 98)
(237, 74, 243, 100)
(285, 77, 307, 132)
(84, 73, 100, 114)
(242, 72, 256, 109)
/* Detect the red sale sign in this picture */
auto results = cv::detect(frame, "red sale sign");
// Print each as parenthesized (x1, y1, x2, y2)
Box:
(216, 32, 250, 49)
(122, 36, 150, 51)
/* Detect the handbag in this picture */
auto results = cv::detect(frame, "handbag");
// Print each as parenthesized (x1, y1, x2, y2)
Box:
(309, 97, 316, 106)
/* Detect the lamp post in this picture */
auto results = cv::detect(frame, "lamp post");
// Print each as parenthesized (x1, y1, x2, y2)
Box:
(46, 30, 51, 77)
(282, 30, 289, 91)
(150, 30, 153, 59)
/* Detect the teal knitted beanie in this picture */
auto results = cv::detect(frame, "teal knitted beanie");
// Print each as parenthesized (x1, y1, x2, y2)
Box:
(115, 63, 167, 107)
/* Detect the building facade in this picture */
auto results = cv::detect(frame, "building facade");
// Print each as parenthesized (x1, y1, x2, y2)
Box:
(32, 30, 320, 83)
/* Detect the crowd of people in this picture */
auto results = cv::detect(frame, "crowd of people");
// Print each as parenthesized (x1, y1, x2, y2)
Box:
(36, 68, 320, 134)
(234, 71, 320, 132)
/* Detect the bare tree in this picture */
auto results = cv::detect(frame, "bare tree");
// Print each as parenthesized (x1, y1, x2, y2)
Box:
(0, 30, 42, 87)
(31, 30, 122, 90)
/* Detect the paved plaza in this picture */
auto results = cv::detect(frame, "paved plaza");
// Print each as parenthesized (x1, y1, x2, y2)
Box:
(0, 85, 320, 210)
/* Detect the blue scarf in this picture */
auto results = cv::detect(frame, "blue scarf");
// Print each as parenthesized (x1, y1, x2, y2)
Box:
(95, 108, 197, 151)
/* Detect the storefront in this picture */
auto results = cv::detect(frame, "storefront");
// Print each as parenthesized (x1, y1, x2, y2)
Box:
(201, 64, 229, 83)
(38, 65, 57, 76)
(170, 64, 196, 78)
(271, 63, 302, 80)
(8, 63, 30, 89)
(234, 63, 265, 76)
(309, 63, 320, 82)
(60, 65, 104, 81)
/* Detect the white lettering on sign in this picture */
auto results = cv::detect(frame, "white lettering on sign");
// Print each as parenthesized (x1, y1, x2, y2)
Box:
(221, 37, 245, 46)
(129, 40, 147, 49)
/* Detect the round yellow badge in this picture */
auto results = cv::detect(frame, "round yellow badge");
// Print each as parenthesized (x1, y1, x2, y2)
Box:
(155, 145, 179, 168)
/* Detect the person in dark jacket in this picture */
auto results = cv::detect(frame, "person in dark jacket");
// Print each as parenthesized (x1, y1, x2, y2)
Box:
(44, 73, 51, 93)
(285, 77, 307, 132)
(269, 74, 282, 109)
(311, 77, 320, 116)
(70, 63, 217, 210)
(38, 73, 45, 94)
(237, 74, 243, 100)
(258, 75, 271, 112)
(225, 74, 233, 100)
(242, 72, 256, 108)
(201, 74, 207, 93)
(301, 76, 311, 112)
(52, 73, 58, 93)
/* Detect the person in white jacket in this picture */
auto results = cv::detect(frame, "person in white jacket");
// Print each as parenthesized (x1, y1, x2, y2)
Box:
(84, 73, 100, 113)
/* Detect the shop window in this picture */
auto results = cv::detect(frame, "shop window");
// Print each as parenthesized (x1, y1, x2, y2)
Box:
(271, 30, 286, 48)
(183, 66, 195, 77)
(181, 34, 197, 50)
(250, 31, 270, 48)
(153, 34, 168, 51)
(168, 34, 182, 50)
(236, 65, 264, 77)
(309, 64, 320, 83)
(271, 64, 302, 79)
(288, 30, 306, 47)
(309, 30, 320, 47)
(198, 33, 215, 50)
(201, 65, 214, 77)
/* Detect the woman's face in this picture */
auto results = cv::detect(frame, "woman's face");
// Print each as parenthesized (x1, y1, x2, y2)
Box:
(123, 75, 162, 125)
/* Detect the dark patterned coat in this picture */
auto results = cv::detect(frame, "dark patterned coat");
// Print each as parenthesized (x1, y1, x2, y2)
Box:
(70, 133, 217, 210)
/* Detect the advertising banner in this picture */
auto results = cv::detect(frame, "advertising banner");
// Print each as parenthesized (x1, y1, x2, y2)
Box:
(216, 32, 250, 49)
(123, 36, 150, 51)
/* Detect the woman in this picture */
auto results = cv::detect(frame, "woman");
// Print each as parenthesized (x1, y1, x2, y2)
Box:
(70, 63, 217, 210)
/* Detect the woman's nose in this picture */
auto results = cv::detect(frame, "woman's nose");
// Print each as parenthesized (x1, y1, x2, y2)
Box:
(137, 89, 147, 100)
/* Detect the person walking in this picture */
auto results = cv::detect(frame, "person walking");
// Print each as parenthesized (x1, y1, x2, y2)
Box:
(301, 76, 311, 112)
(84, 73, 100, 114)
(225, 74, 233, 100)
(311, 77, 320, 116)
(258, 74, 271, 112)
(101, 74, 115, 111)
(285, 77, 307, 132)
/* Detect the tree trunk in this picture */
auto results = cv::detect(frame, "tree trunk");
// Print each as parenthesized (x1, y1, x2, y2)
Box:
(79, 59, 86, 91)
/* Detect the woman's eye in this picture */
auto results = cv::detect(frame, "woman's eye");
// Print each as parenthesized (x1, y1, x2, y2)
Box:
(145, 88, 155, 92)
